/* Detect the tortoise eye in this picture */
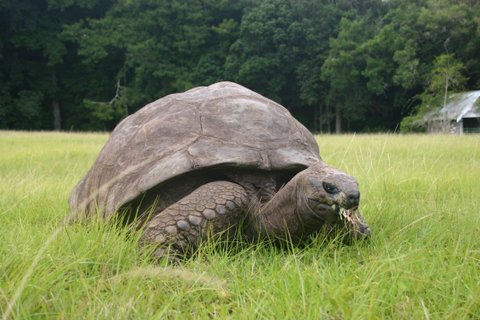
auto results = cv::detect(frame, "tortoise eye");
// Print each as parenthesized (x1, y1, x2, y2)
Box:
(323, 182, 339, 194)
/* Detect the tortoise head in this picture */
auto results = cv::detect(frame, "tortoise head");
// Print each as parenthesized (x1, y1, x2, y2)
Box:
(296, 161, 371, 241)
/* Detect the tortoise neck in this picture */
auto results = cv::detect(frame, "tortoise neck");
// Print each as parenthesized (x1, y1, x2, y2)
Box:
(247, 172, 306, 240)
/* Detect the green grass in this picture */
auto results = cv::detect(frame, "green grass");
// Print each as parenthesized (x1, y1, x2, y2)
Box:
(1, 131, 479, 319)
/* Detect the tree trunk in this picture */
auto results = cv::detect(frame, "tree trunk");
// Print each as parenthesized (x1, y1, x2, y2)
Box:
(318, 104, 323, 133)
(443, 75, 449, 133)
(335, 107, 342, 134)
(53, 99, 61, 131)
(326, 105, 331, 133)
(314, 105, 323, 133)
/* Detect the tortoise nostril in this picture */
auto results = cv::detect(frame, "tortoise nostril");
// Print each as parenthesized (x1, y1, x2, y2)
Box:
(346, 192, 360, 208)
(349, 193, 359, 201)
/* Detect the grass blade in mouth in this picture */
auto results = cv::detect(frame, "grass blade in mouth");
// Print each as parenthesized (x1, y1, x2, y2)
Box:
(339, 207, 357, 222)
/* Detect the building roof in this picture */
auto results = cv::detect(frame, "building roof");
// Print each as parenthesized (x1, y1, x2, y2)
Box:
(424, 90, 480, 123)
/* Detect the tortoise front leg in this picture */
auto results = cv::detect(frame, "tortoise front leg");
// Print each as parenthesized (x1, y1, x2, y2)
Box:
(139, 181, 249, 260)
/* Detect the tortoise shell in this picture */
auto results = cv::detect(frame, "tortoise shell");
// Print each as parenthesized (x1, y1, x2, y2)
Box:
(69, 82, 320, 217)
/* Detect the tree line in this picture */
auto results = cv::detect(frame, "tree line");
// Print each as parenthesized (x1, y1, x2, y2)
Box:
(1, 0, 479, 132)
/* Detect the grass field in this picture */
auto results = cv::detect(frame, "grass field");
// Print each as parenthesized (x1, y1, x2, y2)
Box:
(1, 131, 479, 319)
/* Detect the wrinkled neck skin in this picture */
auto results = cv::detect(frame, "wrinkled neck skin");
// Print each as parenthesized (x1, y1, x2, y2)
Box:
(248, 166, 327, 242)
(247, 161, 370, 242)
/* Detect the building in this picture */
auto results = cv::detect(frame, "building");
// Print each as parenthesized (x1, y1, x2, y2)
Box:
(423, 90, 480, 134)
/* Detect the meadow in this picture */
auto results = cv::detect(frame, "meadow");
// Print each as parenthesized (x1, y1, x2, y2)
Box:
(0, 131, 479, 319)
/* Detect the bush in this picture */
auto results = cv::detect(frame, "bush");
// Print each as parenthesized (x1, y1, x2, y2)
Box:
(399, 114, 426, 133)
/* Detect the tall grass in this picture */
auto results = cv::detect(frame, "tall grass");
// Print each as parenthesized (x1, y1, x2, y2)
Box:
(0, 131, 479, 319)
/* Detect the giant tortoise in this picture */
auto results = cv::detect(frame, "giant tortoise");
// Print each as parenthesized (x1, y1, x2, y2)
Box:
(70, 81, 370, 258)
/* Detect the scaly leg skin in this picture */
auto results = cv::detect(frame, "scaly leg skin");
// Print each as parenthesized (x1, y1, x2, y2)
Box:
(139, 181, 249, 260)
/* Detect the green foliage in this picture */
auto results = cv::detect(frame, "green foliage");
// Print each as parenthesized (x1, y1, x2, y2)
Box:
(1, 0, 480, 132)
(83, 99, 126, 130)
(423, 53, 467, 106)
(392, 43, 419, 90)
(405, 53, 469, 132)
(60, 0, 248, 119)
(0, 0, 115, 130)
(321, 17, 372, 106)
(0, 88, 50, 130)
(399, 114, 427, 133)
(225, 0, 299, 102)
(13, 90, 44, 122)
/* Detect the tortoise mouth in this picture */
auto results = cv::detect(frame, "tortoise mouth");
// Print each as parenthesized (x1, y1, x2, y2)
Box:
(307, 199, 371, 240)
(339, 206, 357, 221)
(337, 207, 371, 240)
(307, 198, 340, 223)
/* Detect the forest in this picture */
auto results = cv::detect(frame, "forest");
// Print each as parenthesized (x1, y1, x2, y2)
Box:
(1, 0, 479, 132)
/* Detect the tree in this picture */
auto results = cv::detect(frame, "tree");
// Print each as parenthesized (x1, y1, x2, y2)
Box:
(225, 0, 301, 103)
(293, 0, 345, 132)
(321, 17, 373, 133)
(224, 0, 349, 129)
(0, 0, 114, 130)
(1, 0, 479, 132)
(399, 0, 478, 132)
(63, 0, 248, 129)
(425, 54, 467, 131)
